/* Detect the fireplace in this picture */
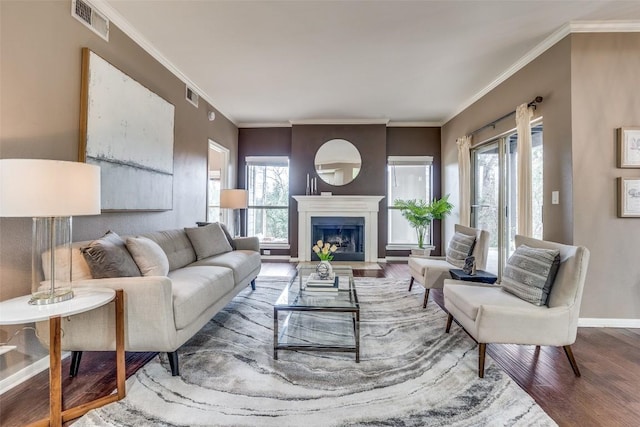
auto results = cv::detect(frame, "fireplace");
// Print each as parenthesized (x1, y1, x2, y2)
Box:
(293, 195, 384, 263)
(311, 216, 364, 261)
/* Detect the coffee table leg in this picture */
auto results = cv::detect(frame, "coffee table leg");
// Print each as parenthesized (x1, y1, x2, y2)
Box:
(355, 310, 360, 363)
(273, 307, 278, 360)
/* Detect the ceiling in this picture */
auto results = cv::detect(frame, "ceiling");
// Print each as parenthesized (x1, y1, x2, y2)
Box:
(99, 1, 640, 126)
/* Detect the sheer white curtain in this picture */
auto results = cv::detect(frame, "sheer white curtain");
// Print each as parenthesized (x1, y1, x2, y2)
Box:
(516, 103, 534, 236)
(457, 135, 472, 227)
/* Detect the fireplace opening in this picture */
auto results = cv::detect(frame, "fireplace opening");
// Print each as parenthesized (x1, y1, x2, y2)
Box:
(311, 216, 365, 262)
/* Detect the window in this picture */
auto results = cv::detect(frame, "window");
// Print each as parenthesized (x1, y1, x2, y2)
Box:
(472, 122, 543, 275)
(246, 156, 289, 246)
(387, 156, 433, 247)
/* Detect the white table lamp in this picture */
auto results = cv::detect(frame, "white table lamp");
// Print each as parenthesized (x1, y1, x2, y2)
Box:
(220, 189, 248, 236)
(0, 159, 101, 304)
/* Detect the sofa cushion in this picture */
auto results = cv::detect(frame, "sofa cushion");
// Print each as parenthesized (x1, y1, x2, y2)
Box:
(185, 223, 233, 260)
(142, 229, 196, 271)
(502, 245, 561, 306)
(126, 236, 170, 277)
(168, 266, 235, 329)
(192, 250, 261, 284)
(81, 231, 141, 279)
(446, 232, 476, 268)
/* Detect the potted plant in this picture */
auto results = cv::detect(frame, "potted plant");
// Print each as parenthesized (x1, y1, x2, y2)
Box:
(393, 195, 453, 256)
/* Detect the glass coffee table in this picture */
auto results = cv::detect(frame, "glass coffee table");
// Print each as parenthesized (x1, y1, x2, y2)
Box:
(273, 265, 360, 362)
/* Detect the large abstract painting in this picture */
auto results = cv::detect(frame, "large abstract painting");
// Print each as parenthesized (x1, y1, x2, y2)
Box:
(80, 48, 175, 211)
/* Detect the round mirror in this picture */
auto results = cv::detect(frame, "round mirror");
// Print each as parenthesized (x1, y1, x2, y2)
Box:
(314, 139, 361, 186)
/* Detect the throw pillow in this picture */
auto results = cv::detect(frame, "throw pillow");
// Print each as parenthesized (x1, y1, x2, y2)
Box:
(196, 221, 236, 250)
(126, 236, 170, 276)
(501, 244, 561, 306)
(81, 231, 142, 279)
(446, 232, 476, 268)
(185, 222, 233, 260)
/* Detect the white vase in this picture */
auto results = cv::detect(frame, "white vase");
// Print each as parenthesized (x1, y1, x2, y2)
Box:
(316, 260, 333, 279)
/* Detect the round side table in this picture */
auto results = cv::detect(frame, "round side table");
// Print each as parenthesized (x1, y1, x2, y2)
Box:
(0, 287, 126, 427)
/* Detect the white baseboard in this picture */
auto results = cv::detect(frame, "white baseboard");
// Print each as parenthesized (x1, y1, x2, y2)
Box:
(578, 318, 640, 328)
(260, 255, 291, 261)
(0, 352, 69, 395)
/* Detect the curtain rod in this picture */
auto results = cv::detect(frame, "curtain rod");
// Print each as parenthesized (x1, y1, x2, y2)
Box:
(469, 96, 543, 136)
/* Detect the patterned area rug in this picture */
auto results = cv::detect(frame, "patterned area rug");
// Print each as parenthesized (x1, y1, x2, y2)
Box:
(75, 277, 555, 426)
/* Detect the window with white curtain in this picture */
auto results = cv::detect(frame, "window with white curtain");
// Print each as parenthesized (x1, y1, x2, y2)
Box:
(245, 156, 289, 246)
(387, 156, 433, 247)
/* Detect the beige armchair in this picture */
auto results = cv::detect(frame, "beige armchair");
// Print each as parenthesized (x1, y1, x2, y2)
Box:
(443, 235, 590, 378)
(408, 224, 490, 308)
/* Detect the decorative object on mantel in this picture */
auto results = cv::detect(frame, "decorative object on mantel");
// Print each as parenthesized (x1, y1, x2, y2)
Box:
(617, 127, 640, 168)
(306, 173, 311, 195)
(463, 255, 477, 275)
(617, 177, 640, 217)
(394, 195, 454, 251)
(313, 239, 337, 279)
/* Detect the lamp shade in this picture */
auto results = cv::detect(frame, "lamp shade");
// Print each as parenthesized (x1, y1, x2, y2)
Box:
(220, 189, 248, 209)
(0, 159, 101, 217)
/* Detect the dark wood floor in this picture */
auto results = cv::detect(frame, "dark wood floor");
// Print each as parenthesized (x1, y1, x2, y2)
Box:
(2, 262, 639, 426)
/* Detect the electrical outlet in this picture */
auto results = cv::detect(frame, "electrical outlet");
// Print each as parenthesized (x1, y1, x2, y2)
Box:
(552, 191, 559, 205)
(263, 249, 271, 255)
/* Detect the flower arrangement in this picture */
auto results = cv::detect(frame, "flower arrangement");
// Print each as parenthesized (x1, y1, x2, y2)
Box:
(313, 240, 338, 261)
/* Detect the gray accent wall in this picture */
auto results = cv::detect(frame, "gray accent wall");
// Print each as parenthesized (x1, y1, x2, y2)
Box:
(1, 4, 237, 301)
(442, 33, 640, 320)
(238, 125, 442, 259)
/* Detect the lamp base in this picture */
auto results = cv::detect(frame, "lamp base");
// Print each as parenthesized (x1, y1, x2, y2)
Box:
(29, 289, 74, 305)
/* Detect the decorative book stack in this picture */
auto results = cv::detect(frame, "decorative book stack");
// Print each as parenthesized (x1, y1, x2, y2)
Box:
(305, 273, 338, 292)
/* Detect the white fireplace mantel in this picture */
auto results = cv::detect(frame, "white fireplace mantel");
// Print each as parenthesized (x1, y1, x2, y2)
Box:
(293, 195, 385, 262)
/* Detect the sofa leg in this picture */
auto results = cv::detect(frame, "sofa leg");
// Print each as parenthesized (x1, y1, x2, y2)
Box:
(445, 313, 453, 333)
(563, 345, 581, 377)
(408, 277, 414, 291)
(167, 351, 180, 376)
(422, 289, 430, 308)
(70, 351, 83, 377)
(478, 343, 486, 378)
(250, 279, 256, 291)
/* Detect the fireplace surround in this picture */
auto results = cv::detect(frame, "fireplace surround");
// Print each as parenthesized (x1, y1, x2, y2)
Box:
(293, 195, 384, 263)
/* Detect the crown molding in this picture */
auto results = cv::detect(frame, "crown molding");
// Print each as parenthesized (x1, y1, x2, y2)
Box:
(443, 20, 640, 125)
(569, 20, 640, 33)
(238, 122, 292, 128)
(90, 0, 238, 126)
(289, 118, 390, 125)
(387, 121, 442, 127)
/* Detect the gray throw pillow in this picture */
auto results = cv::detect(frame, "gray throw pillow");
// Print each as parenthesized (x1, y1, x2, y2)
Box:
(501, 244, 561, 306)
(185, 223, 233, 260)
(197, 221, 236, 250)
(446, 232, 476, 268)
(126, 236, 170, 276)
(81, 231, 142, 279)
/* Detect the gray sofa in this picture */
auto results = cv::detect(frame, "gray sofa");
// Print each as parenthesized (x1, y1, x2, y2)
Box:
(37, 224, 261, 376)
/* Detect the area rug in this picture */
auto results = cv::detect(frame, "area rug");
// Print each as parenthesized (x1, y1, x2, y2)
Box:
(74, 277, 555, 426)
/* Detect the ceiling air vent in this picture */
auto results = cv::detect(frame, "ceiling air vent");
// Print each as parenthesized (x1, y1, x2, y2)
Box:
(186, 86, 199, 108)
(72, 0, 109, 41)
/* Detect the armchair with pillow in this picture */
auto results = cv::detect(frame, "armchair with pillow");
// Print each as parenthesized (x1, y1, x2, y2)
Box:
(37, 222, 261, 377)
(443, 235, 590, 378)
(408, 224, 490, 308)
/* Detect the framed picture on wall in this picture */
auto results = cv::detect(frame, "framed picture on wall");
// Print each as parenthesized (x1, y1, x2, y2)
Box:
(617, 127, 640, 168)
(79, 48, 175, 211)
(618, 178, 640, 217)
